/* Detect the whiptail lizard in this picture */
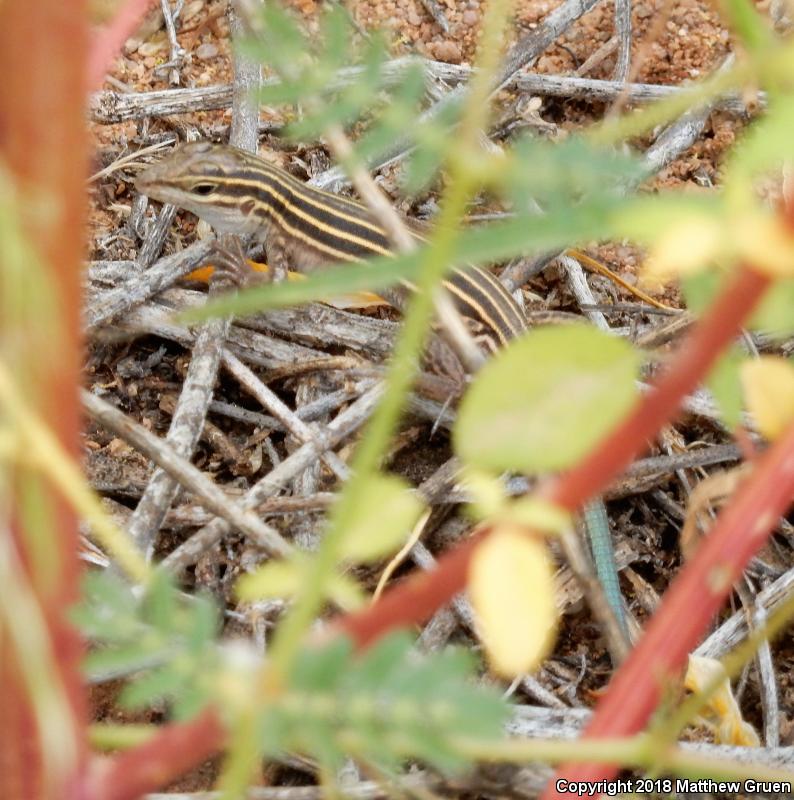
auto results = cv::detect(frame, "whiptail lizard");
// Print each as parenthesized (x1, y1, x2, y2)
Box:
(135, 140, 627, 634)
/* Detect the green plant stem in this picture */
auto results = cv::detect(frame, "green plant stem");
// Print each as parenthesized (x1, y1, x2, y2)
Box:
(267, 0, 516, 680)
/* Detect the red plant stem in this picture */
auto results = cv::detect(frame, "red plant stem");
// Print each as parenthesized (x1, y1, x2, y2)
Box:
(333, 265, 770, 649)
(92, 709, 226, 800)
(545, 418, 794, 796)
(87, 0, 158, 90)
(0, 2, 89, 799)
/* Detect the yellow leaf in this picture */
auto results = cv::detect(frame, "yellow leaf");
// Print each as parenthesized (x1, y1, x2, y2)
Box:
(641, 216, 723, 288)
(734, 211, 794, 277)
(685, 655, 760, 747)
(740, 356, 794, 440)
(468, 525, 558, 677)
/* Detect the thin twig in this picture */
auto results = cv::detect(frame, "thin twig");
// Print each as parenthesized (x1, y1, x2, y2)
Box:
(82, 390, 291, 558)
(137, 202, 178, 269)
(86, 239, 215, 330)
(751, 601, 780, 746)
(221, 350, 350, 481)
(613, 0, 631, 82)
(161, 384, 384, 575)
(159, 0, 184, 85)
(575, 35, 617, 76)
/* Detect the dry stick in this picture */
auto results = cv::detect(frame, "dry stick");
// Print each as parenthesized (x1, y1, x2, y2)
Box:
(82, 390, 291, 558)
(142, 772, 441, 799)
(507, 706, 794, 766)
(613, 0, 631, 82)
(643, 57, 736, 175)
(514, 72, 755, 113)
(125, 292, 231, 559)
(576, 35, 617, 76)
(124, 10, 262, 560)
(163, 494, 335, 528)
(221, 351, 350, 481)
(116, 298, 328, 368)
(159, 0, 184, 85)
(310, 0, 606, 192)
(161, 384, 384, 576)
(88, 64, 757, 125)
(136, 202, 178, 269)
(90, 58, 423, 122)
(228, 0, 261, 151)
(86, 239, 215, 330)
(696, 565, 794, 660)
(751, 602, 780, 747)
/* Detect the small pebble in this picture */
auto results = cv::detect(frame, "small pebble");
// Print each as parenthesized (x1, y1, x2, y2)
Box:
(195, 42, 219, 60)
(462, 9, 478, 25)
(434, 40, 462, 62)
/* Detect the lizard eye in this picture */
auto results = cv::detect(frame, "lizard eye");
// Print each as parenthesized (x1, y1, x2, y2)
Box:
(192, 182, 216, 196)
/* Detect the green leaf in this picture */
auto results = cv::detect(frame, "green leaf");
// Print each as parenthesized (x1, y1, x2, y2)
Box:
(119, 666, 186, 710)
(340, 473, 425, 563)
(140, 568, 178, 630)
(292, 637, 352, 692)
(349, 631, 415, 691)
(355, 63, 427, 165)
(454, 324, 641, 473)
(82, 643, 169, 682)
(71, 571, 140, 641)
(184, 592, 219, 652)
(707, 348, 744, 431)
